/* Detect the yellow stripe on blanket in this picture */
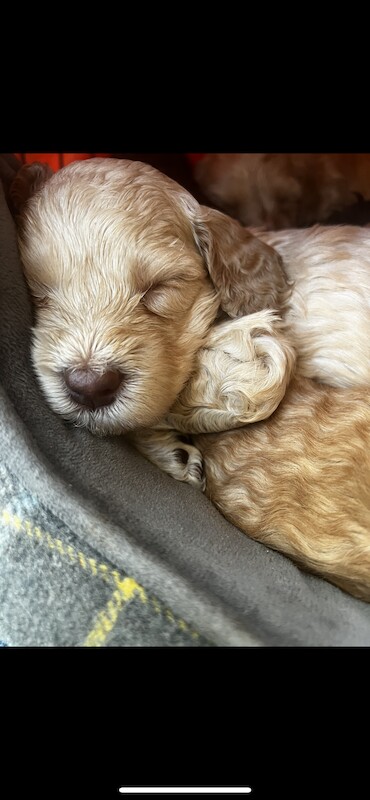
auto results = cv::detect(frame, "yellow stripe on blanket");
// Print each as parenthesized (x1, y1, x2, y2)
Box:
(83, 577, 148, 647)
(1, 507, 200, 645)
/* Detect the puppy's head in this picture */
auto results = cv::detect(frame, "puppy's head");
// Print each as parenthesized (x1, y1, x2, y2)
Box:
(12, 157, 288, 434)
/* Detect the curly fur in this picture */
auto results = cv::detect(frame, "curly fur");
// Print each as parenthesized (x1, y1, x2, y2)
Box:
(195, 376, 370, 602)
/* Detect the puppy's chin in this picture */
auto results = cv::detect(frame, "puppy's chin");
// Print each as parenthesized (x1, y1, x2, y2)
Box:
(71, 406, 157, 436)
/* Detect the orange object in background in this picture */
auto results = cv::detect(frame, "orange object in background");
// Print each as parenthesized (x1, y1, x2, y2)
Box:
(15, 154, 207, 172)
(14, 153, 111, 171)
(186, 153, 206, 165)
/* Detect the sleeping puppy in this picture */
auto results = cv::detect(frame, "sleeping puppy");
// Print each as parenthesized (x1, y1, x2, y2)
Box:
(10, 157, 289, 487)
(10, 157, 370, 599)
(10, 159, 370, 447)
(195, 153, 370, 229)
(189, 221, 370, 601)
(159, 321, 370, 601)
(158, 310, 370, 602)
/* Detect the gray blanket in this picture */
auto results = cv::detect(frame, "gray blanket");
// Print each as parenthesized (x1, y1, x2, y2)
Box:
(2, 152, 370, 646)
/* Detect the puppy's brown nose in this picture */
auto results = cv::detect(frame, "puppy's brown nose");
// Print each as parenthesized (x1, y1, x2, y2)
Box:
(65, 368, 123, 409)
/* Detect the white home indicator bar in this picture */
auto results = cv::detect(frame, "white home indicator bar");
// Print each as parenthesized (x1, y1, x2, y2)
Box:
(119, 789, 252, 795)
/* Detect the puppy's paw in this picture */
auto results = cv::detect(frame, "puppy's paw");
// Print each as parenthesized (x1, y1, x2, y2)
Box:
(130, 429, 205, 491)
(173, 442, 205, 490)
(167, 311, 297, 434)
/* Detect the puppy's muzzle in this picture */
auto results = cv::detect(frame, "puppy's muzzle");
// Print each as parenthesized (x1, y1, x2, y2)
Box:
(64, 368, 123, 410)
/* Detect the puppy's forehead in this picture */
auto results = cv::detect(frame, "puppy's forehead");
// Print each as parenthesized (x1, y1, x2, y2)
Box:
(20, 158, 200, 285)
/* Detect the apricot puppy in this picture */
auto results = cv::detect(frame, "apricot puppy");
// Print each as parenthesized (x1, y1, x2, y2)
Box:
(11, 157, 287, 486)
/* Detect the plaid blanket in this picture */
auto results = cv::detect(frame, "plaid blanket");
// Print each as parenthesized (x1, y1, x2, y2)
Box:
(0, 459, 210, 646)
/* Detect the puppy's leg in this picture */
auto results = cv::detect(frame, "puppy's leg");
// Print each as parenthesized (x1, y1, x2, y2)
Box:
(166, 311, 296, 434)
(130, 428, 205, 490)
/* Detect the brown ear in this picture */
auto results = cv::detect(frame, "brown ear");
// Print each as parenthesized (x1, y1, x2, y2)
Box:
(9, 162, 53, 216)
(193, 205, 291, 317)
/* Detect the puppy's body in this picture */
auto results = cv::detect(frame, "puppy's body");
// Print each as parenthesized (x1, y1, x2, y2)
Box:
(195, 153, 370, 229)
(253, 224, 370, 387)
(195, 377, 370, 602)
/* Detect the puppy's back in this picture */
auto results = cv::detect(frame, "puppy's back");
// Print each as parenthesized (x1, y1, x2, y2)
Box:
(195, 377, 370, 601)
(251, 225, 370, 388)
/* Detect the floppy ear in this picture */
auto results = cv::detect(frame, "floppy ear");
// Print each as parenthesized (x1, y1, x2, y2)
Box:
(10, 162, 53, 216)
(192, 205, 291, 317)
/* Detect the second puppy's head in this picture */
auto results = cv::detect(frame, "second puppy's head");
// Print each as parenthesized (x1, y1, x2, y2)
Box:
(12, 157, 288, 434)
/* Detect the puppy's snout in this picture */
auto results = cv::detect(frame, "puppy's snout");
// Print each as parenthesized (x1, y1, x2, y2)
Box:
(64, 368, 123, 409)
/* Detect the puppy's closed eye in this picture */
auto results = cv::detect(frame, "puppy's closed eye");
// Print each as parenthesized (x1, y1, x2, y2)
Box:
(141, 278, 189, 318)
